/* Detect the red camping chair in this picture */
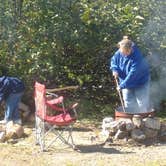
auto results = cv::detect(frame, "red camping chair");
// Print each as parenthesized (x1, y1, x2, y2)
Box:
(34, 82, 78, 151)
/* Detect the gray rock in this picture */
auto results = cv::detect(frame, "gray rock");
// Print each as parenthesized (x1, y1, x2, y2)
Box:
(132, 115, 142, 128)
(117, 118, 135, 131)
(131, 129, 146, 141)
(143, 117, 161, 130)
(126, 122, 135, 131)
(114, 129, 128, 139)
(118, 121, 126, 131)
(102, 120, 119, 133)
(159, 133, 166, 142)
(143, 127, 158, 138)
(102, 117, 114, 124)
(160, 122, 166, 134)
(102, 117, 114, 129)
(117, 118, 132, 123)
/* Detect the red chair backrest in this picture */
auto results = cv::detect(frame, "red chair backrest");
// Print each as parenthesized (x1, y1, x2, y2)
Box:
(34, 82, 46, 119)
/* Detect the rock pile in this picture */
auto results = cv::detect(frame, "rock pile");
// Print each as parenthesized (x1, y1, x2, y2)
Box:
(101, 115, 166, 142)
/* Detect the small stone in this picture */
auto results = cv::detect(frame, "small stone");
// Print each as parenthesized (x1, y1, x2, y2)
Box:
(0, 131, 6, 142)
(118, 118, 135, 131)
(159, 134, 166, 142)
(131, 129, 146, 141)
(102, 120, 119, 133)
(102, 117, 114, 124)
(143, 117, 161, 130)
(132, 115, 142, 128)
(160, 122, 166, 134)
(143, 127, 158, 138)
(118, 121, 126, 131)
(126, 122, 135, 131)
(114, 129, 128, 139)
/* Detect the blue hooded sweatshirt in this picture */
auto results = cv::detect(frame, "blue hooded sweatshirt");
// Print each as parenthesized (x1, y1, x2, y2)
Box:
(110, 44, 150, 89)
(0, 76, 25, 102)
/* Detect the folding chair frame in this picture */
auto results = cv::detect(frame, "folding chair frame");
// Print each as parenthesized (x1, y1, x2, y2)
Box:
(34, 82, 78, 151)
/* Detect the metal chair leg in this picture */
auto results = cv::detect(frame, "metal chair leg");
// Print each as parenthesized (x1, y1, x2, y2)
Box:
(35, 116, 45, 151)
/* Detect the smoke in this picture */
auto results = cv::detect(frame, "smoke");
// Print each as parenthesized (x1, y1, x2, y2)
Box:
(141, 0, 166, 109)
(146, 53, 166, 108)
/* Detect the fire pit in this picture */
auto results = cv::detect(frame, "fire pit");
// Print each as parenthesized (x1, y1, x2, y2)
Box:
(115, 106, 155, 120)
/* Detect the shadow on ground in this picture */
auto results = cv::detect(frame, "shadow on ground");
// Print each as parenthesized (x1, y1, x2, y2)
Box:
(76, 144, 134, 154)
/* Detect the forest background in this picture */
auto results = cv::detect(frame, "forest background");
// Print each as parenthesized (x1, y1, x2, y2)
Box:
(0, 0, 165, 119)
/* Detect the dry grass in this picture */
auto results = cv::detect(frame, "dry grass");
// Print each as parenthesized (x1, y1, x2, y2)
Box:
(0, 120, 166, 166)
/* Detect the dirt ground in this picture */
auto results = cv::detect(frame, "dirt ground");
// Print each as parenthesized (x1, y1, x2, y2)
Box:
(0, 120, 166, 166)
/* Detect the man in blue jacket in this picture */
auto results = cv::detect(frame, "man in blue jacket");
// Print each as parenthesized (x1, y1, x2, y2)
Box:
(110, 37, 150, 113)
(0, 76, 25, 125)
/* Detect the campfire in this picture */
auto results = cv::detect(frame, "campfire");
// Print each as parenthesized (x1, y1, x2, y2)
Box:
(100, 112, 166, 144)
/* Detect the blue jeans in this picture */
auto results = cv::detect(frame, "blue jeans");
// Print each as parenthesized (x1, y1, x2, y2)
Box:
(5, 92, 24, 122)
(122, 82, 150, 113)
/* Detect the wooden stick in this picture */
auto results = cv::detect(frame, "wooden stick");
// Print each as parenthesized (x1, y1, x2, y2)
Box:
(46, 85, 79, 92)
(115, 77, 126, 112)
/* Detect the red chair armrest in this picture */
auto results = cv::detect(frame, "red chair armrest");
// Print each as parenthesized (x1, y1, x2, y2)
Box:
(46, 103, 66, 112)
(46, 96, 64, 105)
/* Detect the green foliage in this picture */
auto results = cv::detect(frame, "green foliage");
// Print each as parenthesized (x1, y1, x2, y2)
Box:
(78, 98, 115, 120)
(0, 0, 165, 116)
(156, 100, 166, 120)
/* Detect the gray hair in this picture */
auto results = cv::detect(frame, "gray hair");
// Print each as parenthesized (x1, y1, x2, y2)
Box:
(118, 39, 133, 49)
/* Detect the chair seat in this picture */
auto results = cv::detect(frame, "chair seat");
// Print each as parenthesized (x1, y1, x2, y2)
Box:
(34, 82, 78, 151)
(37, 112, 76, 126)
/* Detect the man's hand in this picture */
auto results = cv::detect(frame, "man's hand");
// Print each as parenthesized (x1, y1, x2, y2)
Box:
(112, 71, 119, 78)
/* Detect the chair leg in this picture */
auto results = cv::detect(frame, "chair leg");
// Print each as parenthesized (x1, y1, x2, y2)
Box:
(35, 116, 45, 151)
(44, 125, 60, 150)
(55, 125, 76, 149)
(36, 120, 77, 151)
(40, 120, 45, 151)
(66, 125, 75, 147)
(35, 116, 40, 145)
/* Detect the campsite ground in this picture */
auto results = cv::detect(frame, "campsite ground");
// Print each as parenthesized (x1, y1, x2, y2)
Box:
(0, 119, 166, 166)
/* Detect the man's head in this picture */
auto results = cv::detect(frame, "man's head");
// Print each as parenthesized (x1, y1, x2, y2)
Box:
(118, 38, 132, 56)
